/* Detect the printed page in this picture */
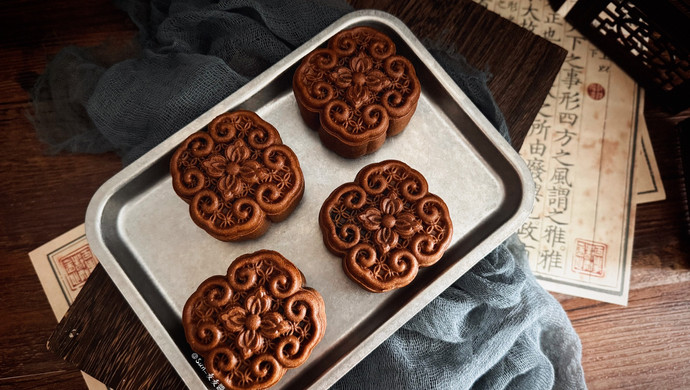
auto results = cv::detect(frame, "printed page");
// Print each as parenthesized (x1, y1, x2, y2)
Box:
(29, 224, 109, 390)
(475, 0, 640, 305)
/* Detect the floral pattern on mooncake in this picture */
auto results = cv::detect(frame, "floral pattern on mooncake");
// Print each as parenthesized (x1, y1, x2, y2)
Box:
(183, 250, 326, 390)
(170, 110, 304, 241)
(293, 27, 421, 158)
(319, 160, 453, 292)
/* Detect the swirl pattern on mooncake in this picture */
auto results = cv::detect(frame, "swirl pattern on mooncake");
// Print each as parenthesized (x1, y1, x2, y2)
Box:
(319, 160, 453, 292)
(183, 250, 326, 390)
(170, 110, 304, 241)
(293, 27, 421, 158)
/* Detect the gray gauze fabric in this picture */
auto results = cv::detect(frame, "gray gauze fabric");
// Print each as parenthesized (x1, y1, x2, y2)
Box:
(31, 0, 586, 389)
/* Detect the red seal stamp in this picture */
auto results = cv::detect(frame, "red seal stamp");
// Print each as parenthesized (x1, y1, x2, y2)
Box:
(57, 244, 97, 291)
(572, 239, 607, 277)
(586, 83, 606, 100)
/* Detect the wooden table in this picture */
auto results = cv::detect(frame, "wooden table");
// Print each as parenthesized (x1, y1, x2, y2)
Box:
(1, 0, 689, 389)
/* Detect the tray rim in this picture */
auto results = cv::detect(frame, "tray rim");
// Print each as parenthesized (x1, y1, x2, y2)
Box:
(85, 9, 535, 389)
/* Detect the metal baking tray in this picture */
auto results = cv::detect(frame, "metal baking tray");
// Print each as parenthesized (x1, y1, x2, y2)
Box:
(86, 10, 534, 390)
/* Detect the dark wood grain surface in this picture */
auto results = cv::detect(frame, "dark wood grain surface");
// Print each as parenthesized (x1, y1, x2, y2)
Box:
(1, 1, 132, 389)
(1, 0, 688, 389)
(47, 264, 186, 389)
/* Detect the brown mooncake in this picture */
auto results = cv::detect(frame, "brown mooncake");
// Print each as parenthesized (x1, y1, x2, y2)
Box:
(170, 110, 304, 241)
(183, 250, 326, 390)
(319, 160, 453, 292)
(292, 26, 421, 158)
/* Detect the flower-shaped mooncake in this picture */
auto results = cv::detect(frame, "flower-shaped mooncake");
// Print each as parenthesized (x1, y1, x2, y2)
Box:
(170, 110, 304, 241)
(319, 160, 453, 292)
(183, 250, 326, 390)
(293, 26, 421, 158)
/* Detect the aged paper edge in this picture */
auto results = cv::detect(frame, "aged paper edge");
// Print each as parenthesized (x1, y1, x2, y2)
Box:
(29, 225, 86, 318)
(533, 87, 641, 305)
(29, 224, 109, 390)
(635, 92, 666, 203)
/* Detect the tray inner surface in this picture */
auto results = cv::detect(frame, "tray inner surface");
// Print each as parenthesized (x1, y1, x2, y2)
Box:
(99, 20, 524, 389)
